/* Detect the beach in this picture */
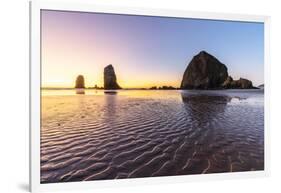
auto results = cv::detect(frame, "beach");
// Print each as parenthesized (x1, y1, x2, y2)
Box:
(41, 89, 264, 183)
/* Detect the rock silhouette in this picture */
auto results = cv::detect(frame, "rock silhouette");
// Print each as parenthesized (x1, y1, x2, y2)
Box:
(75, 75, 85, 88)
(181, 51, 228, 89)
(181, 51, 256, 89)
(221, 76, 233, 88)
(258, 84, 264, 89)
(104, 64, 121, 89)
(222, 76, 254, 89)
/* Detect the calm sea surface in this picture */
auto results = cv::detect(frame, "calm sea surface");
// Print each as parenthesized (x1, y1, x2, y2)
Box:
(41, 89, 264, 183)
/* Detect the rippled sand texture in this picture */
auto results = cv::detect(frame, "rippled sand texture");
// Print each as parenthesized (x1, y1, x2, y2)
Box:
(41, 90, 264, 183)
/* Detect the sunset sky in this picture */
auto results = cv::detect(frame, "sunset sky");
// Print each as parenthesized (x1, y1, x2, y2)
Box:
(41, 10, 264, 88)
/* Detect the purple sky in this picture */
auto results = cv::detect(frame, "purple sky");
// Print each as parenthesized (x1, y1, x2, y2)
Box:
(41, 10, 264, 88)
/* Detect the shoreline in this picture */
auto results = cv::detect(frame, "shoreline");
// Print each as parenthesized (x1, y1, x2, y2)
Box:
(41, 87, 263, 91)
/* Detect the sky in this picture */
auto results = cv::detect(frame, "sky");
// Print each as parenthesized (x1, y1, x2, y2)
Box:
(41, 10, 264, 88)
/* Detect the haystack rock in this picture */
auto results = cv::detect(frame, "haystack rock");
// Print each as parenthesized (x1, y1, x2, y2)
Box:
(75, 75, 85, 88)
(104, 64, 121, 89)
(180, 51, 228, 89)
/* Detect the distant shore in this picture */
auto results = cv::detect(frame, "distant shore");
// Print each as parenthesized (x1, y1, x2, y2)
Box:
(41, 87, 262, 91)
(41, 87, 179, 90)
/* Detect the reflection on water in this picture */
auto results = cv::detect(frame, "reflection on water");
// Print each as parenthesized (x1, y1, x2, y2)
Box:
(75, 89, 85, 95)
(104, 94, 117, 120)
(104, 90, 118, 95)
(41, 89, 264, 183)
(181, 94, 230, 125)
(181, 94, 231, 104)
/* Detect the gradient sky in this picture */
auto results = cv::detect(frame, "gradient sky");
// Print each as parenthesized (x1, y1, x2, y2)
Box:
(41, 10, 264, 88)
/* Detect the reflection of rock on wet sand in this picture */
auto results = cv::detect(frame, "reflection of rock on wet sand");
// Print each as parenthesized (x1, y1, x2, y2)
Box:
(181, 93, 231, 104)
(180, 93, 231, 122)
(104, 91, 117, 120)
(179, 93, 232, 174)
(41, 90, 264, 182)
(179, 92, 263, 174)
(75, 89, 85, 95)
(180, 92, 249, 130)
(104, 90, 118, 95)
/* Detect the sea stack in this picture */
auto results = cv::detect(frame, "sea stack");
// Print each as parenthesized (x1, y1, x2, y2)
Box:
(181, 51, 256, 89)
(104, 64, 121, 89)
(181, 51, 228, 89)
(75, 75, 85, 88)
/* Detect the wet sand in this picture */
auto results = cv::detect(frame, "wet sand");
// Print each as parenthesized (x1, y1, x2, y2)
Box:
(41, 89, 264, 183)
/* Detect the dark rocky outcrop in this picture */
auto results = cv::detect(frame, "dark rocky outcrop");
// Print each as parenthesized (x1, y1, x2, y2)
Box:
(258, 84, 264, 89)
(181, 51, 256, 89)
(235, 78, 254, 89)
(222, 76, 254, 89)
(150, 86, 158, 90)
(158, 86, 177, 90)
(180, 51, 228, 89)
(221, 76, 233, 88)
(149, 86, 177, 90)
(104, 64, 121, 89)
(75, 75, 85, 88)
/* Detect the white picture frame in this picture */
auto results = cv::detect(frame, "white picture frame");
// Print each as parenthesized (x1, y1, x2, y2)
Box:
(29, 1, 270, 192)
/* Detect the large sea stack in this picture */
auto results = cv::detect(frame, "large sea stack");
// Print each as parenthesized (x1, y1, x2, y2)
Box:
(75, 75, 85, 88)
(181, 51, 256, 89)
(180, 51, 228, 89)
(104, 64, 121, 89)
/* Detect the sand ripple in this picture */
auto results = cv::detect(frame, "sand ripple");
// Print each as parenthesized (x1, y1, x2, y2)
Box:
(41, 90, 264, 183)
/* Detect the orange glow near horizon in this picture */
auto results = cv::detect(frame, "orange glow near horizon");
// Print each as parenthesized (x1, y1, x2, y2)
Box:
(41, 11, 182, 89)
(41, 10, 264, 88)
(42, 65, 181, 88)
